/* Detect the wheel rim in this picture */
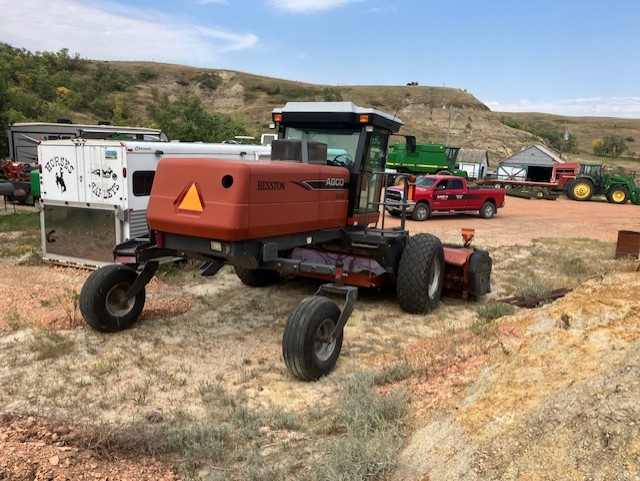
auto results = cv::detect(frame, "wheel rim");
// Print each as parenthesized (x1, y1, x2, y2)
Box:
(315, 319, 337, 362)
(484, 205, 494, 217)
(573, 182, 591, 199)
(612, 190, 625, 203)
(415, 205, 427, 220)
(427, 255, 442, 299)
(106, 282, 135, 317)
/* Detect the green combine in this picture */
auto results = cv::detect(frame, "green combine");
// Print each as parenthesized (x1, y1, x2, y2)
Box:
(566, 163, 640, 205)
(385, 141, 467, 183)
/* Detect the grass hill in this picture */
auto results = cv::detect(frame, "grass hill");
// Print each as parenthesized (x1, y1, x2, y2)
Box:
(2, 43, 639, 171)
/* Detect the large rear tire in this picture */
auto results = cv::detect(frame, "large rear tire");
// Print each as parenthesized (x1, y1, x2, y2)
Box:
(397, 234, 445, 314)
(234, 266, 279, 287)
(282, 296, 343, 381)
(79, 264, 145, 332)
(571, 179, 594, 201)
(606, 185, 630, 204)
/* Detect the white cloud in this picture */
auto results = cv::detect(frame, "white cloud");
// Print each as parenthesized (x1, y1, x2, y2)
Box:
(0, 0, 257, 66)
(485, 97, 640, 119)
(268, 0, 360, 14)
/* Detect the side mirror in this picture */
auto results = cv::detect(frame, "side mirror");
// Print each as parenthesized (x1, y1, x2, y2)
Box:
(406, 136, 417, 153)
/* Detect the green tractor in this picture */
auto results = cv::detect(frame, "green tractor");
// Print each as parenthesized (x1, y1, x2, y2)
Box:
(566, 163, 640, 205)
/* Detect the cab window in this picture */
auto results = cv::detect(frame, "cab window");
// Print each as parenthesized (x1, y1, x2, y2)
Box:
(448, 179, 464, 190)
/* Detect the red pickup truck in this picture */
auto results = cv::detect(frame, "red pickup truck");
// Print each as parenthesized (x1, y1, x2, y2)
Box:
(385, 175, 506, 221)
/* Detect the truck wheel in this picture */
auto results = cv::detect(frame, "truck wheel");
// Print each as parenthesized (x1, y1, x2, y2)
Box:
(436, 170, 452, 175)
(479, 201, 496, 219)
(282, 296, 342, 381)
(397, 233, 445, 314)
(234, 266, 279, 287)
(606, 186, 630, 204)
(394, 176, 406, 186)
(79, 264, 145, 333)
(411, 202, 430, 221)
(571, 179, 594, 201)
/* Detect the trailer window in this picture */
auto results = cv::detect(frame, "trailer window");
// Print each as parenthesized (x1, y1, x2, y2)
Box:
(132, 171, 155, 196)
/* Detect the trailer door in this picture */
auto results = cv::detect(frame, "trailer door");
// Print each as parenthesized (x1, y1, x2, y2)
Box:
(83, 145, 126, 206)
(39, 142, 83, 203)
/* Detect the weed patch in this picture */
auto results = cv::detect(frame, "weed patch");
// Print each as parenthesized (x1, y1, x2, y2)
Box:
(30, 330, 74, 361)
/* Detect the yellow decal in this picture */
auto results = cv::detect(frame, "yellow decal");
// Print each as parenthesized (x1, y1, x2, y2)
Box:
(179, 183, 203, 212)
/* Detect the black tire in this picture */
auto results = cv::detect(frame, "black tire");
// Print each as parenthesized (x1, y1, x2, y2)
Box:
(564, 180, 576, 200)
(411, 202, 431, 221)
(79, 264, 145, 333)
(606, 185, 630, 204)
(397, 233, 445, 314)
(234, 266, 279, 287)
(571, 179, 594, 201)
(479, 201, 496, 219)
(436, 170, 452, 175)
(282, 296, 343, 381)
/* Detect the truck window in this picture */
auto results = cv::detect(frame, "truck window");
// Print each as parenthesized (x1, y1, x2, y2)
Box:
(132, 171, 155, 196)
(448, 179, 464, 190)
(435, 181, 447, 190)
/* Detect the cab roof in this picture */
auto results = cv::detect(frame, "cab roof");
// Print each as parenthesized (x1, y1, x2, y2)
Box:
(272, 102, 403, 133)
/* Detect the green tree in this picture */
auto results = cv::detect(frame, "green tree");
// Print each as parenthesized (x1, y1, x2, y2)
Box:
(0, 74, 10, 156)
(147, 91, 248, 142)
(602, 135, 627, 157)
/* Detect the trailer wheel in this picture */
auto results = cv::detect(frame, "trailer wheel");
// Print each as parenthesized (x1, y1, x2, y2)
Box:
(282, 296, 342, 381)
(571, 179, 594, 201)
(79, 264, 145, 333)
(397, 233, 445, 314)
(412, 202, 431, 221)
(234, 266, 279, 287)
(606, 186, 630, 204)
(479, 201, 496, 219)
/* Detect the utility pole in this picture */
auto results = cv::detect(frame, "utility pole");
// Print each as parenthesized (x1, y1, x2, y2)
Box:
(560, 121, 568, 159)
(445, 106, 454, 146)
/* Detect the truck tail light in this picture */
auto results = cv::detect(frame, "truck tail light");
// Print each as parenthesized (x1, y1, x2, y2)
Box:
(155, 231, 165, 247)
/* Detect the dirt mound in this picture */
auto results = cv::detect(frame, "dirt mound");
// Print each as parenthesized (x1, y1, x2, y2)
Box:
(393, 271, 640, 480)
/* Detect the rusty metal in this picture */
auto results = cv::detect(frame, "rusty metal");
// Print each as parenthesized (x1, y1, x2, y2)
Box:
(498, 288, 571, 308)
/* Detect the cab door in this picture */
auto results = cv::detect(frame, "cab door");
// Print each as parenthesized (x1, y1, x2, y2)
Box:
(445, 178, 467, 209)
(354, 129, 388, 218)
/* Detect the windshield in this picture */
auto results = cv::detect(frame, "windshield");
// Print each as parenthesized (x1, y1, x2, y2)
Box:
(284, 127, 360, 167)
(415, 176, 438, 188)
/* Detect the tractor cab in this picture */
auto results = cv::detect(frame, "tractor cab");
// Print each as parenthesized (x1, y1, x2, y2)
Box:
(272, 102, 403, 220)
(579, 162, 603, 180)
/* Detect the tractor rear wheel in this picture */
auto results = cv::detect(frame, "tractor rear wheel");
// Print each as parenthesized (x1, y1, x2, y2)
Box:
(606, 185, 630, 204)
(411, 202, 431, 221)
(234, 266, 279, 287)
(571, 179, 594, 201)
(397, 233, 445, 314)
(282, 296, 342, 381)
(80, 264, 146, 332)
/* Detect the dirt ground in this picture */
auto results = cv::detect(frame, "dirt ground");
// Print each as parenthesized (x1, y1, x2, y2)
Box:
(1, 196, 639, 480)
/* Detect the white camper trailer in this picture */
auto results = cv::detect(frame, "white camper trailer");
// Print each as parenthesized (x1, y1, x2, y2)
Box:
(38, 139, 271, 266)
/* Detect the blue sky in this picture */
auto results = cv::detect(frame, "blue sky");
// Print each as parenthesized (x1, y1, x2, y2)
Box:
(1, 0, 639, 117)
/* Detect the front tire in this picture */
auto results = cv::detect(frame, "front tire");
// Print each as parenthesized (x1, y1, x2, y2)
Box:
(411, 202, 431, 221)
(397, 234, 445, 314)
(234, 266, 279, 287)
(479, 201, 496, 219)
(606, 185, 630, 204)
(79, 264, 146, 332)
(282, 296, 343, 381)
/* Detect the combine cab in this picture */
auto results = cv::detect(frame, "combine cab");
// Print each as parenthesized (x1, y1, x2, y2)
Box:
(79, 102, 493, 381)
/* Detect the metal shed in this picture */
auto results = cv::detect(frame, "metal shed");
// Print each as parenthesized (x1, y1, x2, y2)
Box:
(456, 148, 489, 180)
(497, 144, 563, 182)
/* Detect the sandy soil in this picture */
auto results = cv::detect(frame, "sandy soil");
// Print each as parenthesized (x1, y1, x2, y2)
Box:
(0, 197, 639, 479)
(382, 194, 640, 247)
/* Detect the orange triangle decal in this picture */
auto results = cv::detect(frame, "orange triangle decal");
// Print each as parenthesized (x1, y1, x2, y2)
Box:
(178, 183, 203, 212)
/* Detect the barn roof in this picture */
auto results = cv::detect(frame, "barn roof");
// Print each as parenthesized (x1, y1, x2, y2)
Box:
(457, 148, 489, 165)
(501, 144, 563, 166)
